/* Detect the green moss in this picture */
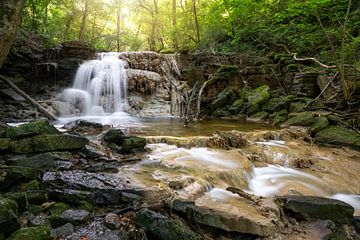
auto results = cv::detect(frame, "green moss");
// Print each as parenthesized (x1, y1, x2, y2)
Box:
(16, 180, 40, 191)
(5, 120, 59, 140)
(49, 202, 69, 217)
(77, 201, 93, 212)
(309, 116, 329, 134)
(0, 138, 10, 151)
(315, 126, 360, 149)
(283, 112, 315, 126)
(10, 226, 50, 240)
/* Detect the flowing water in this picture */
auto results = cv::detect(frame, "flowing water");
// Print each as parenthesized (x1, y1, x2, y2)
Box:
(59, 52, 128, 116)
(54, 51, 360, 215)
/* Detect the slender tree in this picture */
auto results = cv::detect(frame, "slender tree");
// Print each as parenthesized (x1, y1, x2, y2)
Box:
(192, 0, 200, 42)
(79, 0, 89, 42)
(172, 0, 178, 50)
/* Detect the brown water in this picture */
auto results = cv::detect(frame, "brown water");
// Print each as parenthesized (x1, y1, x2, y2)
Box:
(127, 118, 277, 137)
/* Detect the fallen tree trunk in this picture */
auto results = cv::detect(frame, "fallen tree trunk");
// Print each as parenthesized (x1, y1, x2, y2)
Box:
(0, 75, 57, 121)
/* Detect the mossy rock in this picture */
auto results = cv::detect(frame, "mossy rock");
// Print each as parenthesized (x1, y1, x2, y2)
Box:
(134, 208, 201, 240)
(4, 191, 48, 212)
(77, 201, 93, 212)
(315, 126, 360, 149)
(0, 197, 20, 237)
(16, 180, 40, 192)
(10, 134, 88, 154)
(210, 86, 239, 111)
(4, 167, 39, 190)
(283, 112, 315, 126)
(8, 153, 57, 170)
(228, 99, 245, 114)
(104, 129, 146, 154)
(262, 97, 286, 113)
(121, 137, 146, 154)
(247, 104, 260, 115)
(272, 110, 288, 125)
(5, 120, 59, 140)
(289, 102, 306, 113)
(0, 138, 10, 151)
(309, 117, 329, 134)
(250, 111, 268, 119)
(247, 85, 270, 106)
(10, 226, 50, 240)
(103, 129, 125, 145)
(212, 108, 231, 117)
(49, 202, 69, 217)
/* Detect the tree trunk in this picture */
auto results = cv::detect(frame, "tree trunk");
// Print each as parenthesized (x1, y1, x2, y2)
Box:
(172, 0, 178, 50)
(192, 0, 200, 42)
(116, 0, 122, 52)
(79, 0, 89, 42)
(0, 0, 25, 69)
(149, 0, 158, 51)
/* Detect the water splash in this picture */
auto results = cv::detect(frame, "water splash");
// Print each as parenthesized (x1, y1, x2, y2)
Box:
(59, 52, 128, 116)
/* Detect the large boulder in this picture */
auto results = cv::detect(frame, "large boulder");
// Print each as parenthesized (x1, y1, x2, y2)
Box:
(309, 116, 329, 134)
(282, 112, 315, 126)
(210, 86, 238, 111)
(134, 208, 201, 240)
(276, 195, 354, 224)
(228, 99, 245, 114)
(2, 166, 39, 191)
(172, 198, 278, 237)
(103, 129, 146, 154)
(315, 126, 360, 149)
(0, 197, 20, 237)
(10, 134, 88, 154)
(4, 120, 59, 139)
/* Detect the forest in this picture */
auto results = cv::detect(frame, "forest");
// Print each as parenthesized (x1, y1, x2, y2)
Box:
(0, 0, 360, 240)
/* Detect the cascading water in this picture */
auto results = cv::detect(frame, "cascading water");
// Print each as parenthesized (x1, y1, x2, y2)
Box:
(60, 52, 128, 116)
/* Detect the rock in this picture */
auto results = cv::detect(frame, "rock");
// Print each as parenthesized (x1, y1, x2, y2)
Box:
(5, 120, 59, 139)
(10, 134, 88, 154)
(276, 195, 354, 223)
(16, 180, 40, 191)
(309, 116, 329, 134)
(247, 103, 260, 115)
(66, 219, 120, 240)
(7, 153, 57, 170)
(10, 226, 50, 240)
(43, 170, 143, 205)
(247, 85, 270, 106)
(261, 97, 286, 113)
(207, 131, 249, 149)
(64, 120, 103, 134)
(0, 138, 10, 151)
(317, 75, 337, 100)
(0, 197, 20, 237)
(354, 216, 360, 233)
(134, 208, 201, 240)
(172, 198, 278, 237)
(291, 72, 319, 98)
(49, 202, 69, 217)
(250, 111, 268, 119)
(3, 167, 39, 190)
(50, 223, 74, 239)
(228, 99, 245, 114)
(272, 109, 288, 125)
(282, 112, 315, 126)
(51, 101, 75, 116)
(105, 213, 122, 230)
(315, 126, 360, 149)
(212, 108, 231, 117)
(4, 191, 48, 211)
(210, 86, 238, 111)
(28, 213, 50, 227)
(58, 209, 90, 225)
(289, 102, 306, 112)
(103, 129, 146, 154)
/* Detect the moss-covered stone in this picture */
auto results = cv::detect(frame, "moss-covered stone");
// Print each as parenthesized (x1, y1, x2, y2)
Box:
(250, 111, 268, 119)
(0, 138, 10, 151)
(134, 208, 201, 240)
(77, 201, 93, 212)
(122, 137, 146, 154)
(0, 197, 20, 237)
(4, 191, 48, 212)
(8, 153, 57, 170)
(289, 102, 306, 112)
(10, 134, 88, 154)
(210, 86, 239, 111)
(228, 99, 245, 114)
(49, 202, 69, 217)
(212, 108, 231, 117)
(5, 120, 59, 140)
(272, 110, 288, 125)
(16, 180, 40, 192)
(10, 226, 50, 240)
(247, 85, 270, 106)
(262, 97, 286, 113)
(309, 116, 329, 134)
(103, 129, 146, 154)
(247, 104, 260, 115)
(4, 167, 39, 190)
(315, 126, 360, 149)
(283, 112, 315, 126)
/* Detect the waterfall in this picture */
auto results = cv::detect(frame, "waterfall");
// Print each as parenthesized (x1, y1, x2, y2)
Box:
(59, 52, 128, 116)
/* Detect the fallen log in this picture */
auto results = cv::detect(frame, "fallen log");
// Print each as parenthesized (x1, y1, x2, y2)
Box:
(0, 75, 57, 121)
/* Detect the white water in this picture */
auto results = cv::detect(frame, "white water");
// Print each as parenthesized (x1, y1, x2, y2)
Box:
(59, 52, 128, 116)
